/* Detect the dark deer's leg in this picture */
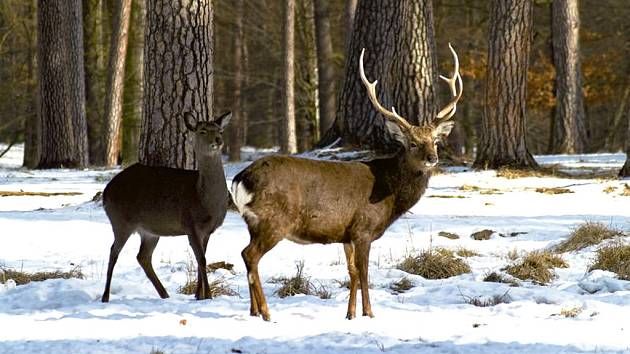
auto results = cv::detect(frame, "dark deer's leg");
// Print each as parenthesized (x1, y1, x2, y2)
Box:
(188, 229, 211, 300)
(242, 234, 280, 321)
(354, 240, 374, 317)
(343, 242, 359, 319)
(102, 225, 132, 302)
(137, 233, 168, 299)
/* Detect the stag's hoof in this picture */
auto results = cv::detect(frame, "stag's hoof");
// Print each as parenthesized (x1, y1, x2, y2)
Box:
(261, 312, 271, 322)
(362, 311, 375, 318)
(345, 312, 356, 320)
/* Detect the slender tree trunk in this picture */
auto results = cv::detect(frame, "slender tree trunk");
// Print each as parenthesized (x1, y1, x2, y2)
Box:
(314, 0, 336, 140)
(320, 0, 439, 151)
(37, 0, 89, 169)
(228, 0, 244, 161)
(121, 0, 144, 165)
(474, 0, 537, 169)
(550, 0, 587, 154)
(344, 0, 357, 47)
(620, 104, 630, 177)
(23, 0, 39, 168)
(103, 0, 132, 167)
(282, 0, 297, 154)
(139, 0, 213, 169)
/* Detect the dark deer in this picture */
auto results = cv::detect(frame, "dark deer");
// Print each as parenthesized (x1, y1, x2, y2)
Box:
(101, 111, 232, 302)
(231, 44, 462, 320)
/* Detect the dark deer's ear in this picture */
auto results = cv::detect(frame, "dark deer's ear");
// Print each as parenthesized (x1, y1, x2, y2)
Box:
(184, 112, 196, 131)
(434, 121, 455, 140)
(385, 120, 408, 149)
(215, 111, 232, 130)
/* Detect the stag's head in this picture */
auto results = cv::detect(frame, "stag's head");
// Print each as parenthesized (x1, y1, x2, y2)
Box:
(184, 111, 232, 156)
(359, 44, 463, 173)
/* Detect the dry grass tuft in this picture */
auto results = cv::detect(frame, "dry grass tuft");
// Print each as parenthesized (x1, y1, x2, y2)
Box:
(459, 184, 503, 195)
(588, 243, 630, 280)
(427, 194, 467, 199)
(0, 265, 84, 285)
(621, 183, 630, 197)
(555, 222, 624, 253)
(177, 257, 238, 297)
(535, 187, 573, 195)
(206, 261, 235, 273)
(0, 190, 82, 197)
(389, 277, 414, 294)
(438, 231, 460, 240)
(602, 186, 616, 194)
(397, 248, 470, 279)
(505, 250, 568, 285)
(558, 306, 583, 318)
(272, 261, 331, 299)
(483, 272, 520, 287)
(461, 290, 512, 307)
(456, 248, 480, 257)
(496, 166, 616, 180)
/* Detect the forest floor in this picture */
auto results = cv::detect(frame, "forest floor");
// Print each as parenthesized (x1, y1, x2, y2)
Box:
(1, 144, 629, 354)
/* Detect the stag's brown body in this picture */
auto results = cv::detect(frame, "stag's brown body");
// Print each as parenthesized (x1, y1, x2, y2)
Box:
(233, 45, 462, 321)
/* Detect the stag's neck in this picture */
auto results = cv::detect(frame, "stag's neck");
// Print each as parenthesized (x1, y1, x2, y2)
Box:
(368, 153, 432, 216)
(196, 154, 228, 208)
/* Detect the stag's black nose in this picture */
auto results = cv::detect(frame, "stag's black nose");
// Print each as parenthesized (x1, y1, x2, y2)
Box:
(427, 155, 438, 164)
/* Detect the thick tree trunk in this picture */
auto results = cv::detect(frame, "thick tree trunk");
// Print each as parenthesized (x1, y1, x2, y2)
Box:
(139, 0, 213, 169)
(37, 0, 89, 169)
(121, 0, 144, 165)
(320, 0, 438, 151)
(103, 0, 132, 167)
(228, 0, 244, 161)
(474, 0, 537, 169)
(550, 0, 588, 154)
(282, 0, 297, 154)
(314, 0, 336, 139)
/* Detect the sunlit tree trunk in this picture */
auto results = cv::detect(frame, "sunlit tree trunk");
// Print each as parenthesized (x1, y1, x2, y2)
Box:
(282, 0, 297, 154)
(139, 0, 213, 169)
(474, 0, 537, 169)
(314, 0, 336, 139)
(228, 0, 244, 161)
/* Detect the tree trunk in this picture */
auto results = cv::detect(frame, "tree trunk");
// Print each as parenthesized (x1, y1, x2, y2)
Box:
(37, 0, 89, 169)
(282, 0, 297, 154)
(344, 0, 357, 47)
(314, 0, 336, 140)
(550, 0, 588, 154)
(620, 103, 630, 177)
(320, 0, 439, 151)
(139, 0, 213, 169)
(23, 0, 39, 168)
(474, 0, 537, 169)
(228, 0, 244, 161)
(121, 0, 144, 165)
(103, 0, 132, 167)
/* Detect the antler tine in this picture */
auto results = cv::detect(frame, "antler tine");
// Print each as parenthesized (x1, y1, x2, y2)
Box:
(359, 48, 413, 130)
(435, 43, 463, 122)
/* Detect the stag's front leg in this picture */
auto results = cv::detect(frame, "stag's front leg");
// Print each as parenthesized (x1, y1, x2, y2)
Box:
(343, 242, 359, 320)
(354, 240, 374, 318)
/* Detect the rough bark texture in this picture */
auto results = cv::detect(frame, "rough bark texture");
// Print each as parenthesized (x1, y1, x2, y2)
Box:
(139, 0, 213, 169)
(474, 0, 538, 169)
(37, 0, 89, 169)
(121, 0, 144, 165)
(228, 0, 244, 161)
(282, 0, 297, 154)
(344, 0, 357, 46)
(314, 0, 336, 140)
(103, 0, 132, 167)
(620, 104, 630, 177)
(551, 0, 588, 154)
(320, 0, 439, 151)
(23, 0, 39, 168)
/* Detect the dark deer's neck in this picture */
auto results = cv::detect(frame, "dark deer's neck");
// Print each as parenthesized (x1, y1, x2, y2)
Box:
(196, 153, 228, 209)
(367, 153, 431, 218)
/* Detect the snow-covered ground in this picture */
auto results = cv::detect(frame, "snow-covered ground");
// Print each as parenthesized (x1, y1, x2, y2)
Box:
(1, 144, 629, 354)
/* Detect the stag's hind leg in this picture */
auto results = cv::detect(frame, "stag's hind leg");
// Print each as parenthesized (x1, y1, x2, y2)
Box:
(343, 242, 360, 320)
(102, 224, 133, 302)
(137, 233, 168, 299)
(241, 231, 280, 321)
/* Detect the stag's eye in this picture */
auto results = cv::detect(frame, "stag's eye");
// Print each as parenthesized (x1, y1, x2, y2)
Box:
(199, 129, 207, 135)
(410, 142, 418, 149)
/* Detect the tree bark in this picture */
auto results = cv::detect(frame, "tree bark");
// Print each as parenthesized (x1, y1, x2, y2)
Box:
(103, 0, 132, 167)
(37, 0, 89, 169)
(474, 0, 538, 169)
(139, 0, 213, 169)
(23, 0, 39, 168)
(282, 0, 297, 154)
(550, 0, 588, 154)
(314, 0, 336, 140)
(344, 0, 357, 47)
(228, 0, 244, 161)
(320, 0, 439, 151)
(620, 103, 630, 177)
(121, 0, 144, 165)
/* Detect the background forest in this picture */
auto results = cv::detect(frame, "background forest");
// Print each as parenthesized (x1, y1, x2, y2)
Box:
(0, 0, 629, 172)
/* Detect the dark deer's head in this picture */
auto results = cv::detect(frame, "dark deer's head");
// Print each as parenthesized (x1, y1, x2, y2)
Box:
(359, 44, 463, 173)
(184, 111, 232, 156)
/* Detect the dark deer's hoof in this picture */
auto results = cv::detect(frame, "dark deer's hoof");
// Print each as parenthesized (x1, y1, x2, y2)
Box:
(101, 296, 109, 303)
(346, 313, 355, 320)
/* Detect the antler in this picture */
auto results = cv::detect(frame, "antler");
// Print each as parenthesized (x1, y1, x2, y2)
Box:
(434, 43, 463, 125)
(359, 49, 413, 130)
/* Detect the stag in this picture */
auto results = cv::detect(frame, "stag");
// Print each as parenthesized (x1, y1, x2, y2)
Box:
(101, 112, 232, 302)
(232, 45, 462, 320)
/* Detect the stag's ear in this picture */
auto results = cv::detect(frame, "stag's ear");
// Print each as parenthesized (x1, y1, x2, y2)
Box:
(385, 120, 408, 149)
(434, 121, 455, 140)
(215, 111, 232, 130)
(184, 112, 196, 131)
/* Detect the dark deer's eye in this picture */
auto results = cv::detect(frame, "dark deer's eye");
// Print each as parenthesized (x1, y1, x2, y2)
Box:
(199, 129, 207, 135)
(410, 142, 418, 149)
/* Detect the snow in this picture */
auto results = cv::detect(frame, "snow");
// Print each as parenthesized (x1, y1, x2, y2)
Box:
(1, 143, 629, 354)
